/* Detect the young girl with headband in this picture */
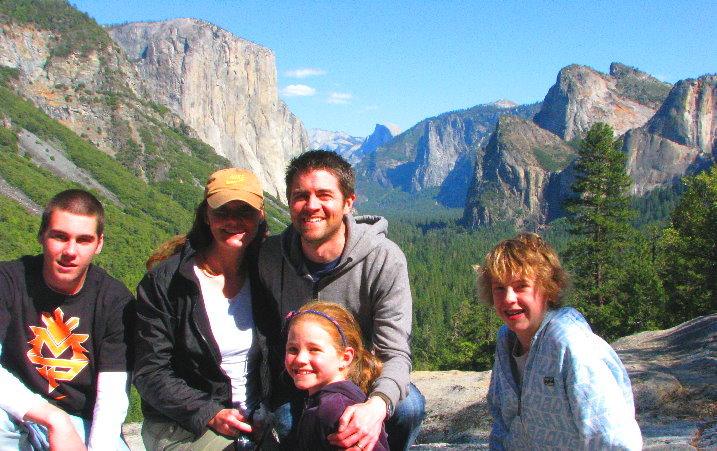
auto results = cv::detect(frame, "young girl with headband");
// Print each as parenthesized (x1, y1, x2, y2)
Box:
(284, 301, 389, 451)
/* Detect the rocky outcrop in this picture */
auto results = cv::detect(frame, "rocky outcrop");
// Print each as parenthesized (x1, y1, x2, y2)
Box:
(461, 64, 679, 227)
(357, 101, 541, 208)
(609, 62, 673, 110)
(412, 116, 478, 190)
(410, 314, 717, 449)
(462, 115, 575, 228)
(0, 15, 229, 186)
(108, 19, 308, 201)
(645, 75, 717, 151)
(623, 75, 717, 194)
(0, 20, 162, 158)
(534, 64, 666, 141)
(623, 129, 710, 195)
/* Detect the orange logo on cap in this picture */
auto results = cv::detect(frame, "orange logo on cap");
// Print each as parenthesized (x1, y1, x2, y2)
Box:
(27, 308, 89, 394)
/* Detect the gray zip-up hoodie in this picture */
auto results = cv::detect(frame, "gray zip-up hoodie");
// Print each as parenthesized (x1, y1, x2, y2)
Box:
(258, 214, 412, 408)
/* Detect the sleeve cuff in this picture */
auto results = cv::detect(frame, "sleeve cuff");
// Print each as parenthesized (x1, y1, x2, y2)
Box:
(0, 362, 48, 420)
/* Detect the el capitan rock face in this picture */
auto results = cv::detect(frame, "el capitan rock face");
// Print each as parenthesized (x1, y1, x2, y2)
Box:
(108, 19, 308, 201)
(0, 15, 308, 199)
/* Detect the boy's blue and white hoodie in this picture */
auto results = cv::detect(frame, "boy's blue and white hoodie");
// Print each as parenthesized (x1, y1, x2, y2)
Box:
(488, 307, 642, 450)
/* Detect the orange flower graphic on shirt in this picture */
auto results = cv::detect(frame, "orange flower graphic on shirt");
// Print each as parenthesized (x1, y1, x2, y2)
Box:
(27, 308, 89, 393)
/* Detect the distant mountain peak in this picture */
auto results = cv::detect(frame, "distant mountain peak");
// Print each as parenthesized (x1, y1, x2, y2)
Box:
(378, 123, 403, 136)
(309, 124, 402, 164)
(308, 129, 363, 154)
(489, 99, 518, 109)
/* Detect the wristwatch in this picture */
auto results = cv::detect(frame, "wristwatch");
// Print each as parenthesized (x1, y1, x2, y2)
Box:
(369, 392, 394, 418)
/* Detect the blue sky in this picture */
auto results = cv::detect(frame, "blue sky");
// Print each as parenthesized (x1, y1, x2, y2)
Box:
(72, 0, 716, 137)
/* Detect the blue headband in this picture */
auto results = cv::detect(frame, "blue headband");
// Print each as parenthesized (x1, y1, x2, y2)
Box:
(285, 310, 347, 347)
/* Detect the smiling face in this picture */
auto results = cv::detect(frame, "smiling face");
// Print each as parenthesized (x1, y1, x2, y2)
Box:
(205, 200, 263, 253)
(285, 317, 354, 395)
(289, 169, 355, 258)
(491, 275, 549, 353)
(39, 210, 103, 295)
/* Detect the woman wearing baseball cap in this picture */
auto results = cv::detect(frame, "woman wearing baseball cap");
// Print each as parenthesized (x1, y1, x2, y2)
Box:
(134, 168, 280, 449)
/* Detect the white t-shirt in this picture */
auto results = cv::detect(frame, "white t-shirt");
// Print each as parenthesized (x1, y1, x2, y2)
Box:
(511, 339, 529, 387)
(194, 264, 258, 411)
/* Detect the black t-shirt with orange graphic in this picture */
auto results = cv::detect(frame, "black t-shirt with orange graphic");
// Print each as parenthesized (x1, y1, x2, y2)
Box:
(0, 255, 134, 420)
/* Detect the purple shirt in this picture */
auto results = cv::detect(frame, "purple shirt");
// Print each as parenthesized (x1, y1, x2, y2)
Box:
(296, 380, 389, 450)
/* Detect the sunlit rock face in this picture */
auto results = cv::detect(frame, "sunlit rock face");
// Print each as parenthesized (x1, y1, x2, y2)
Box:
(109, 19, 308, 201)
(623, 75, 717, 194)
(462, 115, 575, 228)
(533, 64, 665, 142)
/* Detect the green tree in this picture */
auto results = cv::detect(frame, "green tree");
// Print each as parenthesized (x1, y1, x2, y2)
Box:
(564, 123, 634, 306)
(659, 166, 717, 324)
(574, 230, 666, 340)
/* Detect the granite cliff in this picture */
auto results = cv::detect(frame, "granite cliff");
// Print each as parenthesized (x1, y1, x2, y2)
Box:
(533, 63, 669, 141)
(0, 5, 306, 201)
(462, 63, 681, 228)
(357, 101, 541, 208)
(358, 63, 677, 220)
(0, 16, 179, 164)
(462, 115, 575, 228)
(108, 19, 308, 201)
(623, 74, 717, 194)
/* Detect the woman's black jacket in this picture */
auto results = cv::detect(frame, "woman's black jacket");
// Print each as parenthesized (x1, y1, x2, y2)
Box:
(133, 242, 282, 436)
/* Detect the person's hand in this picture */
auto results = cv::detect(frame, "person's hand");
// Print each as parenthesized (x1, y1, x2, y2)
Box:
(207, 409, 253, 437)
(24, 402, 87, 451)
(327, 396, 387, 451)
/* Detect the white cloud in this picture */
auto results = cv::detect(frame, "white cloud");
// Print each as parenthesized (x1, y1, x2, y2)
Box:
(327, 92, 352, 104)
(281, 84, 317, 97)
(285, 68, 327, 78)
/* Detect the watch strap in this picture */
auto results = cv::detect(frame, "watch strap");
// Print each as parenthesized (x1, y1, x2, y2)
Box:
(369, 392, 394, 418)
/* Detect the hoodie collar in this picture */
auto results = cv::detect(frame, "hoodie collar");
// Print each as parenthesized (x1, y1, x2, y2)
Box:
(529, 307, 588, 347)
(281, 214, 388, 276)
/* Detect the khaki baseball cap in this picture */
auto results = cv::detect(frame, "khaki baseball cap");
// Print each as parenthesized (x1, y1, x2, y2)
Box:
(204, 168, 263, 210)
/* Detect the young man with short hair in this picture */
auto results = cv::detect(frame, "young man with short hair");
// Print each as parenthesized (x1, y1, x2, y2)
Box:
(259, 150, 425, 451)
(0, 189, 134, 450)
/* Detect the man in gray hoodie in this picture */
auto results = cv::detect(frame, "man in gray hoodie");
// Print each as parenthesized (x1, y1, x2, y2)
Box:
(258, 150, 425, 451)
